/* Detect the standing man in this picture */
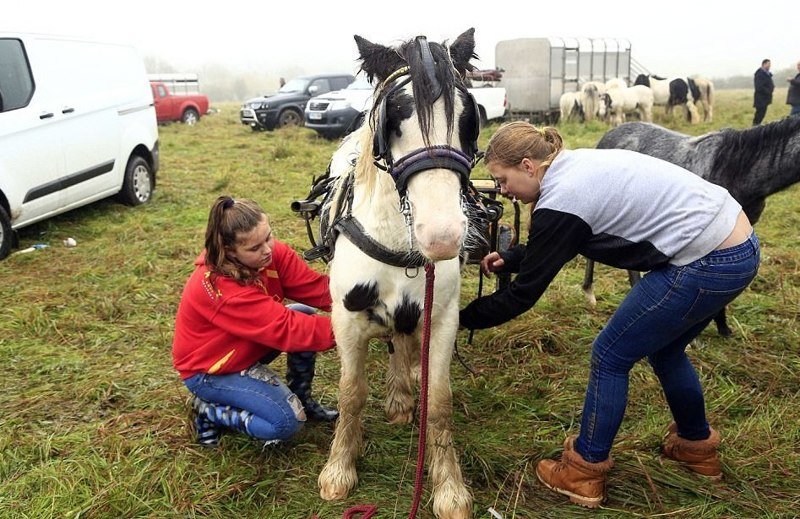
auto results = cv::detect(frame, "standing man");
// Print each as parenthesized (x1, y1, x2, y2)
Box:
(786, 60, 800, 117)
(753, 58, 774, 125)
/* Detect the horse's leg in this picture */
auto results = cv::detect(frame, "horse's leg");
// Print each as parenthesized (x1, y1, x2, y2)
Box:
(627, 269, 641, 287)
(582, 258, 597, 306)
(385, 333, 416, 424)
(319, 316, 369, 501)
(686, 102, 700, 123)
(425, 318, 472, 519)
(714, 307, 732, 337)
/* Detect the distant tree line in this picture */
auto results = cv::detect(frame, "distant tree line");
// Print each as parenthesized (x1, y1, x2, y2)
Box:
(144, 56, 796, 103)
(712, 66, 795, 90)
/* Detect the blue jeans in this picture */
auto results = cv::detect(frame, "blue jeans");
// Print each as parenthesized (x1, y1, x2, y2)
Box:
(183, 303, 317, 442)
(576, 232, 760, 462)
(791, 105, 800, 116)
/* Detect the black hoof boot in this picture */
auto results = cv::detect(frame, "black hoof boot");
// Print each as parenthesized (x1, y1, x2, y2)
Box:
(286, 351, 339, 422)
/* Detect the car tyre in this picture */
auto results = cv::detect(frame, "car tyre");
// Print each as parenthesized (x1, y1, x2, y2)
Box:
(182, 108, 200, 125)
(278, 109, 303, 127)
(0, 205, 12, 260)
(118, 155, 154, 206)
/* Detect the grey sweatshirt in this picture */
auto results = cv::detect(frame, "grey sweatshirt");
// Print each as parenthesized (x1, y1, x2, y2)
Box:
(460, 148, 741, 329)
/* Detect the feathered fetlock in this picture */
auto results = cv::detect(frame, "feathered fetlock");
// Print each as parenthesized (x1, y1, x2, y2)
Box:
(662, 422, 722, 479)
(536, 435, 614, 509)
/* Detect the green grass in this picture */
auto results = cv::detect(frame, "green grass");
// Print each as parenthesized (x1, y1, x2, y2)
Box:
(1, 90, 798, 518)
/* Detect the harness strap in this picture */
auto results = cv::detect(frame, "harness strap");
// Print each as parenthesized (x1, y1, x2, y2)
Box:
(334, 217, 427, 268)
(415, 36, 442, 100)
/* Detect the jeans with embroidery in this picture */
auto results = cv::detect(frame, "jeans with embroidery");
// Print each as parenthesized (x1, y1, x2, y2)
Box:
(184, 303, 317, 442)
(575, 232, 760, 462)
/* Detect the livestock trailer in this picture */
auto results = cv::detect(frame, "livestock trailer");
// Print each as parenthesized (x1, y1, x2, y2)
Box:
(496, 37, 637, 122)
(147, 73, 202, 96)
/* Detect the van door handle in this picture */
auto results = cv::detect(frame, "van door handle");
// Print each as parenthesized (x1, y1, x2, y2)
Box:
(39, 111, 54, 119)
(62, 107, 75, 114)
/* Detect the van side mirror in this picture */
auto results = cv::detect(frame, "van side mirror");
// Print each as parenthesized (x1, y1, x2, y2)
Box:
(308, 85, 319, 96)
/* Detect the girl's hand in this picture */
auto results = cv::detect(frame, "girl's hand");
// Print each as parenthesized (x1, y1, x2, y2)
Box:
(480, 251, 505, 276)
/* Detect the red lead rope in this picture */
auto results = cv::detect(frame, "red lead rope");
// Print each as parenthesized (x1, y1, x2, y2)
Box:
(408, 262, 436, 519)
(316, 264, 436, 519)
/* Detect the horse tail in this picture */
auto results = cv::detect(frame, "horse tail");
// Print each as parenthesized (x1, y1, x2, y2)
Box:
(704, 80, 715, 107)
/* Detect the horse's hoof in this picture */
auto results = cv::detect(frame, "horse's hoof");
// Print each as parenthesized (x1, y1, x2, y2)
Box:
(433, 481, 473, 519)
(319, 461, 357, 501)
(718, 326, 733, 338)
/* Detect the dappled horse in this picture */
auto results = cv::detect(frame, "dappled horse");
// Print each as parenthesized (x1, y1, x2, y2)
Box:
(313, 30, 482, 518)
(584, 117, 800, 335)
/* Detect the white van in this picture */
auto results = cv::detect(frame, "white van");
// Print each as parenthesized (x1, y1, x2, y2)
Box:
(0, 33, 159, 259)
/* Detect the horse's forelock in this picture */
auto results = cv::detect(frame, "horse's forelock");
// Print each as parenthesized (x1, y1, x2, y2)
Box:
(401, 39, 458, 148)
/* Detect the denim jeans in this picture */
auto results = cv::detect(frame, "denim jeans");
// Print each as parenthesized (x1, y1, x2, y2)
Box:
(576, 231, 760, 462)
(183, 303, 317, 442)
(791, 105, 800, 116)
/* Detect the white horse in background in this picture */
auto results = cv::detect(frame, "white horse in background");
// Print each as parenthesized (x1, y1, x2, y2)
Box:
(689, 76, 715, 122)
(601, 85, 654, 126)
(605, 77, 628, 90)
(559, 91, 583, 122)
(580, 81, 607, 121)
(315, 29, 481, 519)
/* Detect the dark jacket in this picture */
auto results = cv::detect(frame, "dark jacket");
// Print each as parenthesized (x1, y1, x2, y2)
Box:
(787, 73, 800, 106)
(754, 68, 775, 108)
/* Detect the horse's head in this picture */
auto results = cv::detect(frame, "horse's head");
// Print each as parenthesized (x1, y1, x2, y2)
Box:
(354, 29, 479, 262)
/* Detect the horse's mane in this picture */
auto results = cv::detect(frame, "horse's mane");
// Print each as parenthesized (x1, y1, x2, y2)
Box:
(712, 116, 800, 181)
(366, 38, 460, 151)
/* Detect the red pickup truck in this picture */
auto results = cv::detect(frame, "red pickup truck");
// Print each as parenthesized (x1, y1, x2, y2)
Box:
(150, 81, 209, 125)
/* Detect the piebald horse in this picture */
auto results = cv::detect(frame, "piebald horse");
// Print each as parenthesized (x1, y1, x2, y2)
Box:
(315, 30, 482, 518)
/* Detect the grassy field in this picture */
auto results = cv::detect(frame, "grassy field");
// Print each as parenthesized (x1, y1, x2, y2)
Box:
(1, 89, 798, 518)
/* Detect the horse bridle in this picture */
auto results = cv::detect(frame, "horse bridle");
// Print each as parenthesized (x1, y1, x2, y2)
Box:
(292, 37, 500, 271)
(371, 37, 482, 200)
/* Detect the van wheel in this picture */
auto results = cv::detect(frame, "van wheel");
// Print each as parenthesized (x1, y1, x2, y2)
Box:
(0, 206, 11, 260)
(278, 109, 303, 127)
(182, 108, 200, 125)
(119, 156, 154, 206)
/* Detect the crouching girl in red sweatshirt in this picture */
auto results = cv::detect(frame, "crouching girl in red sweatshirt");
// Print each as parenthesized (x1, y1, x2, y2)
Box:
(173, 196, 337, 447)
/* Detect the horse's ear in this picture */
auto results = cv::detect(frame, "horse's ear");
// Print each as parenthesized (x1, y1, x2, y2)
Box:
(449, 28, 478, 74)
(355, 35, 405, 84)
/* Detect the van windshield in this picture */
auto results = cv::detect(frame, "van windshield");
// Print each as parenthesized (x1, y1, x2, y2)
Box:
(279, 78, 309, 93)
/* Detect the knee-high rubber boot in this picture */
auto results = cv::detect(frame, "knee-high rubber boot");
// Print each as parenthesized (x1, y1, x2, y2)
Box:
(193, 397, 253, 438)
(286, 351, 339, 422)
(662, 422, 722, 479)
(536, 436, 614, 509)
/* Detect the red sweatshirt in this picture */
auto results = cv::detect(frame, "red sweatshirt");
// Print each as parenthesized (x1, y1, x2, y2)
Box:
(172, 239, 335, 379)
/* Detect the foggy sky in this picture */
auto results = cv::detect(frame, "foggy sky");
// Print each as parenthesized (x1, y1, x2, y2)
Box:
(3, 0, 797, 81)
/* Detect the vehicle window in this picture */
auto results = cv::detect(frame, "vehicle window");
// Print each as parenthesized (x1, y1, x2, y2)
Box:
(157, 85, 167, 98)
(331, 77, 352, 91)
(0, 38, 34, 112)
(310, 79, 331, 95)
(279, 78, 309, 93)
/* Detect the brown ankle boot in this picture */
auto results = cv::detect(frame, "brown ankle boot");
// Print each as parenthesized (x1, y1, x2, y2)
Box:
(662, 422, 722, 479)
(536, 436, 614, 509)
